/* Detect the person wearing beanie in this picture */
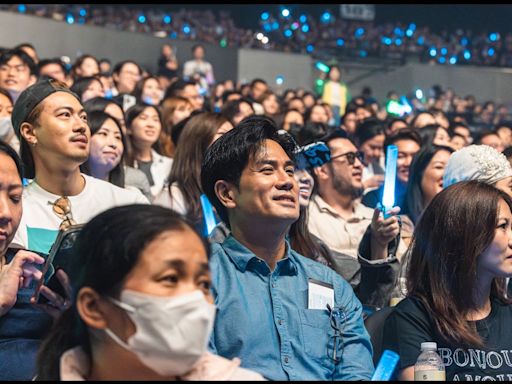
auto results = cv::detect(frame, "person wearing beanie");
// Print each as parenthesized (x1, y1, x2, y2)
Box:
(10, 79, 149, 254)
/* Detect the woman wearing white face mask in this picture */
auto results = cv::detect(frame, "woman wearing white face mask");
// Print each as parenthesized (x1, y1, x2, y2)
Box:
(0, 88, 18, 153)
(35, 205, 264, 380)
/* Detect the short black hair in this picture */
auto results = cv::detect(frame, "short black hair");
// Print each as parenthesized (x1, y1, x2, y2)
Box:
(201, 115, 296, 227)
(38, 58, 67, 75)
(163, 78, 197, 100)
(383, 128, 422, 152)
(0, 48, 37, 76)
(353, 117, 385, 147)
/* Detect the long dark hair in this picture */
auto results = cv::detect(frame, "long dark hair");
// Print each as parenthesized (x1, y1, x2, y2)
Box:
(407, 181, 512, 348)
(167, 112, 228, 231)
(403, 144, 453, 224)
(35, 204, 210, 380)
(80, 111, 126, 187)
(70, 76, 103, 102)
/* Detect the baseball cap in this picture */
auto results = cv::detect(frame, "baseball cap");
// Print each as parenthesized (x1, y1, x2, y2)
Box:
(12, 79, 80, 139)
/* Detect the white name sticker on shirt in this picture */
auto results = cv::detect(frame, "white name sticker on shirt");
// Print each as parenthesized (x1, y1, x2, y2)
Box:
(308, 278, 334, 310)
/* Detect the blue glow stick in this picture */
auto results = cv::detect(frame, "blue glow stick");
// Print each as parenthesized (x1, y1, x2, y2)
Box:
(381, 144, 398, 217)
(200, 194, 217, 236)
(371, 350, 400, 381)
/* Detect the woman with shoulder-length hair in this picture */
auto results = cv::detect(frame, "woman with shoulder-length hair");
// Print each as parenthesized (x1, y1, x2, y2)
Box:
(153, 112, 233, 233)
(383, 180, 512, 381)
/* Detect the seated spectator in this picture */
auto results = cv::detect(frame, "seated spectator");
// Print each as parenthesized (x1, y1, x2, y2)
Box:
(0, 48, 37, 102)
(37, 58, 67, 84)
(304, 104, 329, 125)
(402, 144, 453, 226)
(246, 78, 267, 115)
(449, 120, 473, 145)
(340, 109, 358, 137)
(11, 79, 148, 253)
(111, 60, 142, 97)
(416, 123, 452, 147)
(159, 96, 193, 157)
(280, 108, 304, 133)
(156, 43, 179, 91)
(131, 75, 163, 106)
(70, 76, 105, 103)
(260, 90, 281, 121)
(386, 117, 408, 135)
(84, 96, 127, 134)
(410, 111, 437, 129)
(80, 111, 151, 201)
(0, 88, 18, 153)
(124, 104, 173, 197)
(362, 128, 422, 212)
(495, 122, 512, 149)
(0, 141, 63, 381)
(201, 115, 374, 380)
(450, 132, 467, 151)
(154, 112, 233, 232)
(475, 130, 505, 153)
(35, 205, 264, 380)
(14, 43, 39, 65)
(220, 98, 254, 127)
(287, 96, 306, 115)
(383, 181, 512, 381)
(70, 54, 99, 82)
(353, 117, 386, 192)
(164, 78, 204, 112)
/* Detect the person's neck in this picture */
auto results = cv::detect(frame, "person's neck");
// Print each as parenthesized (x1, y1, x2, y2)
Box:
(318, 187, 356, 219)
(88, 345, 178, 381)
(134, 144, 153, 162)
(466, 274, 493, 321)
(88, 162, 110, 182)
(230, 219, 289, 271)
(34, 163, 85, 196)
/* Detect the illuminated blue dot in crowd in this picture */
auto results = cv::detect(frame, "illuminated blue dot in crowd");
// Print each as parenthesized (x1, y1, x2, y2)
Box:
(440, 47, 447, 55)
(18, 4, 26, 13)
(264, 23, 272, 32)
(408, 23, 416, 30)
(261, 12, 269, 21)
(359, 50, 368, 57)
(395, 38, 402, 46)
(170, 32, 177, 39)
(406, 29, 413, 37)
(301, 24, 310, 33)
(337, 38, 345, 46)
(284, 29, 292, 38)
(429, 48, 437, 57)
(163, 15, 171, 24)
(488, 47, 495, 56)
(299, 15, 307, 23)
(78, 17, 85, 24)
(307, 44, 314, 53)
(460, 37, 469, 46)
(79, 9, 86, 17)
(382, 37, 392, 45)
(291, 22, 299, 30)
(489, 33, 498, 42)
(321, 12, 331, 23)
(464, 50, 471, 60)
(272, 21, 279, 30)
(355, 27, 365, 38)
(183, 25, 191, 34)
(138, 15, 146, 23)
(449, 56, 457, 64)
(276, 75, 284, 85)
(66, 14, 75, 24)
(417, 36, 424, 45)
(281, 8, 290, 18)
(415, 89, 423, 99)
(394, 27, 403, 36)
(439, 56, 446, 64)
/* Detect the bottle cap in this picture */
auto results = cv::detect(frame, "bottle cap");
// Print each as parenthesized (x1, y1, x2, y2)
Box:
(420, 342, 437, 351)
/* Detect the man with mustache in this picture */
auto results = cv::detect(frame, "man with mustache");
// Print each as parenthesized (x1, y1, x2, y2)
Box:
(10, 79, 148, 254)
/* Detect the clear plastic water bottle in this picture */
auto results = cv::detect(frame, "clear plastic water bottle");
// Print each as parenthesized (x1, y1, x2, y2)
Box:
(414, 342, 445, 381)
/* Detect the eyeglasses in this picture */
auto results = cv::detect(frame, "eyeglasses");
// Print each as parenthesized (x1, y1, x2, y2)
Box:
(326, 303, 346, 364)
(330, 151, 364, 166)
(48, 196, 76, 231)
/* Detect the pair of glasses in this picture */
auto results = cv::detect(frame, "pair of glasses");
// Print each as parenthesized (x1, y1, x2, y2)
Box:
(330, 151, 364, 166)
(326, 303, 347, 364)
(48, 196, 76, 231)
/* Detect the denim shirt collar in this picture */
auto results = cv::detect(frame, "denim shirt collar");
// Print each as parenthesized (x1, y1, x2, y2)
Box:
(221, 234, 298, 276)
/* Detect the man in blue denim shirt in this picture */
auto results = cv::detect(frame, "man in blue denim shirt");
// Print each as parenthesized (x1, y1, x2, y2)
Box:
(201, 116, 374, 380)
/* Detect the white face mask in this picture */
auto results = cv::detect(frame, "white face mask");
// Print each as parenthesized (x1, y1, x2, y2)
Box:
(105, 289, 216, 377)
(0, 117, 13, 140)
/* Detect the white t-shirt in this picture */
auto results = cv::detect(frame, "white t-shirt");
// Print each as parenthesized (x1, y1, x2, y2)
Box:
(12, 174, 149, 253)
(153, 182, 188, 215)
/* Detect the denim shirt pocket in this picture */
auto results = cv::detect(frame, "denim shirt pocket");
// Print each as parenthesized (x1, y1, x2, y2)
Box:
(298, 308, 334, 364)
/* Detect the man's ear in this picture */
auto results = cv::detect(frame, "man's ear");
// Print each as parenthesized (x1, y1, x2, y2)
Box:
(28, 75, 37, 87)
(76, 287, 111, 330)
(214, 180, 237, 209)
(20, 122, 37, 146)
(313, 163, 330, 182)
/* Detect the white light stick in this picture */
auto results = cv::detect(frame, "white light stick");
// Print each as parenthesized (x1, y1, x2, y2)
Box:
(381, 145, 398, 218)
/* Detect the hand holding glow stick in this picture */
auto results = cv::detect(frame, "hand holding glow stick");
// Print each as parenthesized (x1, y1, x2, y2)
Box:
(381, 145, 398, 218)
